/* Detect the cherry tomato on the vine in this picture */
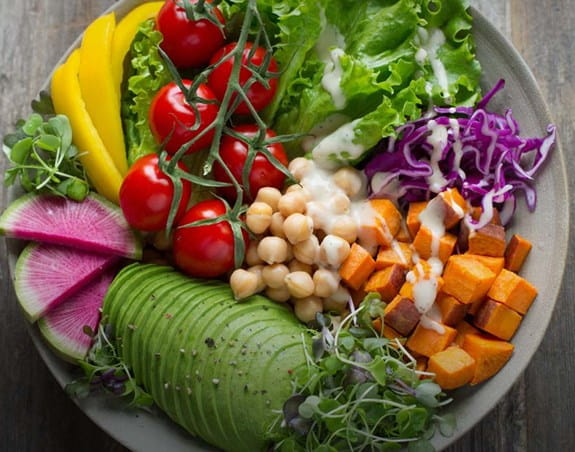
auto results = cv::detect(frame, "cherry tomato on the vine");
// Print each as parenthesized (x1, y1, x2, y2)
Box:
(119, 154, 192, 232)
(156, 0, 225, 69)
(208, 42, 279, 114)
(149, 80, 219, 155)
(173, 200, 249, 278)
(213, 125, 289, 201)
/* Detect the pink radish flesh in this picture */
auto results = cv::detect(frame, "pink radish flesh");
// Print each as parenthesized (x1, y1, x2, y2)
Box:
(38, 270, 115, 361)
(0, 194, 141, 259)
(15, 243, 119, 322)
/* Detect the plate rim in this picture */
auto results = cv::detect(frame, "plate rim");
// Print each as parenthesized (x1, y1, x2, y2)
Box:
(4, 1, 570, 451)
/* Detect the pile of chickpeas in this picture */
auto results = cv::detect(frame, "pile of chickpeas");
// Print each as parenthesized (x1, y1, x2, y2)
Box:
(229, 158, 368, 324)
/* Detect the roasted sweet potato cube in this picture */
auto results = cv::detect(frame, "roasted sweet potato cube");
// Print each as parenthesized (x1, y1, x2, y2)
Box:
(438, 188, 469, 229)
(373, 318, 403, 340)
(427, 346, 476, 389)
(455, 321, 481, 347)
(364, 264, 405, 302)
(412, 226, 457, 263)
(359, 199, 402, 247)
(462, 334, 514, 384)
(376, 242, 413, 271)
(416, 357, 428, 373)
(340, 243, 376, 290)
(407, 201, 427, 238)
(395, 221, 412, 243)
(384, 295, 421, 336)
(399, 281, 414, 299)
(473, 299, 522, 340)
(463, 254, 505, 276)
(442, 255, 496, 304)
(468, 298, 485, 316)
(436, 293, 469, 326)
(468, 223, 506, 257)
(406, 323, 457, 358)
(470, 206, 502, 225)
(487, 269, 537, 314)
(350, 284, 367, 308)
(505, 234, 532, 272)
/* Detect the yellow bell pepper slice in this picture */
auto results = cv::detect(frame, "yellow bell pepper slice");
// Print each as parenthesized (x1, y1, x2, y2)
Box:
(79, 13, 128, 176)
(51, 50, 123, 204)
(111, 1, 164, 98)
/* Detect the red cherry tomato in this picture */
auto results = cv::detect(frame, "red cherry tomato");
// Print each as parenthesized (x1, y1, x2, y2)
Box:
(208, 42, 279, 114)
(213, 125, 289, 201)
(156, 0, 225, 69)
(149, 80, 219, 155)
(119, 154, 192, 232)
(173, 200, 249, 278)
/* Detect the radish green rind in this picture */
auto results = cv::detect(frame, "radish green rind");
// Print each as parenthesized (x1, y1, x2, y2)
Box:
(103, 264, 311, 452)
(0, 193, 142, 259)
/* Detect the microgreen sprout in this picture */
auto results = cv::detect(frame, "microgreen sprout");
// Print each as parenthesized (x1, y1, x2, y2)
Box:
(276, 295, 454, 451)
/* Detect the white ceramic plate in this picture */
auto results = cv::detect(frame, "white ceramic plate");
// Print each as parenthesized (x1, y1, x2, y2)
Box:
(5, 1, 569, 451)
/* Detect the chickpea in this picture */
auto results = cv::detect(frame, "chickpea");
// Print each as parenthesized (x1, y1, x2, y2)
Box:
(288, 259, 313, 275)
(285, 243, 294, 261)
(265, 286, 291, 303)
(319, 235, 351, 268)
(246, 202, 273, 234)
(255, 187, 282, 212)
(283, 213, 314, 245)
(247, 265, 266, 292)
(305, 201, 326, 231)
(325, 285, 351, 306)
(230, 269, 259, 300)
(286, 184, 312, 201)
(329, 215, 358, 243)
(269, 212, 286, 238)
(294, 296, 324, 323)
(313, 269, 340, 298)
(284, 271, 315, 299)
(278, 191, 307, 217)
(332, 167, 366, 199)
(257, 236, 289, 264)
(262, 264, 290, 289)
(332, 193, 351, 215)
(246, 240, 263, 266)
(288, 157, 315, 182)
(293, 235, 320, 265)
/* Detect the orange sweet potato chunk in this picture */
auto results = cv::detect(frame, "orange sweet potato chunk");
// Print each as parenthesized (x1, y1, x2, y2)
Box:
(436, 292, 469, 326)
(468, 298, 485, 316)
(395, 221, 412, 243)
(406, 323, 457, 358)
(412, 226, 457, 263)
(360, 199, 402, 247)
(373, 318, 403, 340)
(455, 321, 481, 347)
(340, 243, 376, 290)
(438, 188, 469, 229)
(442, 255, 496, 304)
(384, 295, 421, 336)
(427, 346, 476, 389)
(376, 242, 413, 271)
(407, 201, 427, 238)
(487, 269, 538, 314)
(399, 281, 414, 299)
(462, 334, 514, 384)
(462, 254, 505, 276)
(505, 234, 533, 272)
(364, 264, 405, 302)
(473, 299, 522, 340)
(470, 206, 502, 225)
(468, 223, 506, 257)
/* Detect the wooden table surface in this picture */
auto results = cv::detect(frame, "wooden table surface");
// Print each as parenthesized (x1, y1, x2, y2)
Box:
(1, 1, 573, 451)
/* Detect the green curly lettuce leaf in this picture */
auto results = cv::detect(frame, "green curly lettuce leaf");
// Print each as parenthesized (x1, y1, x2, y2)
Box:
(121, 19, 172, 166)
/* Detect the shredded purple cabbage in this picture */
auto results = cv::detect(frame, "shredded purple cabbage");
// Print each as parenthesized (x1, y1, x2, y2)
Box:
(364, 80, 556, 226)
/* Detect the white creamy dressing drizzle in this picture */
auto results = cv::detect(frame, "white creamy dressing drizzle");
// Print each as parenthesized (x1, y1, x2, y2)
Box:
(405, 200, 448, 334)
(426, 120, 449, 193)
(416, 28, 450, 101)
(370, 172, 408, 202)
(316, 11, 347, 110)
(449, 118, 465, 179)
(311, 119, 365, 170)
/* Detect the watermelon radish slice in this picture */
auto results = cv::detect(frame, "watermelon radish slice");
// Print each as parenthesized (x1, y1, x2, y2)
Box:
(38, 270, 115, 362)
(15, 243, 119, 322)
(0, 193, 142, 259)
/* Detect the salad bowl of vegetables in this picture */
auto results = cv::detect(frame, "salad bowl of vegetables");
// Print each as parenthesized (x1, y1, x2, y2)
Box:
(1, 0, 568, 451)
